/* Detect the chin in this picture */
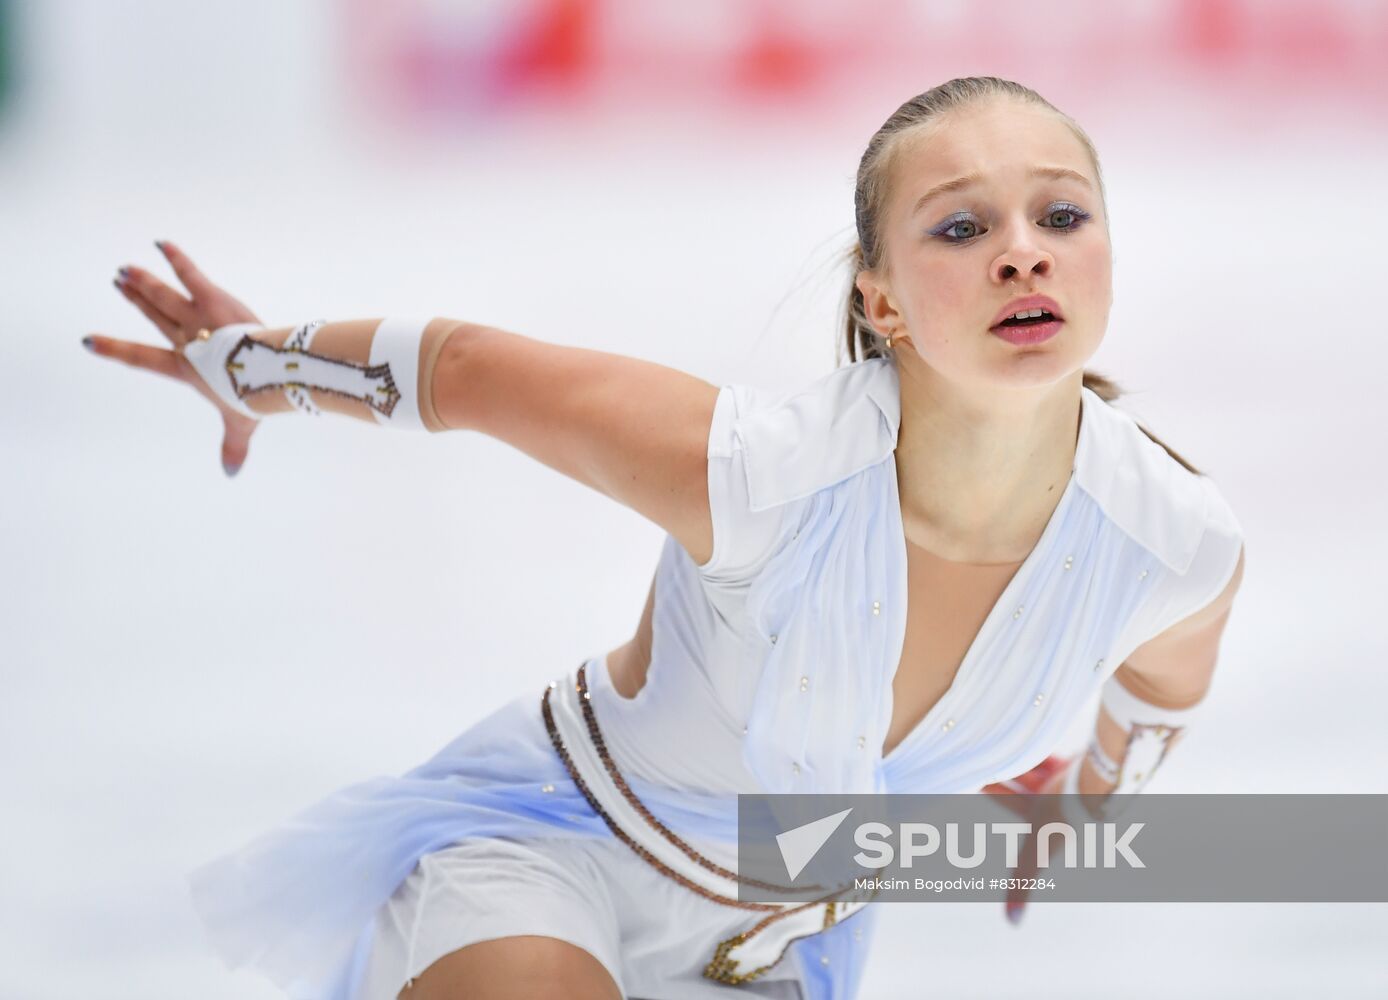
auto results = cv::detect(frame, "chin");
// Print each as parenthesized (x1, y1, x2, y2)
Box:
(979, 347, 1089, 391)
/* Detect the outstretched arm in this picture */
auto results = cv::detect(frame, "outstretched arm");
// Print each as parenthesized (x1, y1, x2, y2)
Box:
(86, 242, 720, 565)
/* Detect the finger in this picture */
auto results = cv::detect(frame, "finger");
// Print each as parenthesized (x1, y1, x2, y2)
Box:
(119, 267, 193, 334)
(220, 415, 256, 478)
(1005, 894, 1029, 926)
(156, 240, 218, 299)
(114, 273, 184, 343)
(1005, 833, 1041, 925)
(84, 333, 182, 379)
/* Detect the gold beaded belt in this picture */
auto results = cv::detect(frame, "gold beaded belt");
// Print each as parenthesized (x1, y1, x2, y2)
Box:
(540, 662, 875, 986)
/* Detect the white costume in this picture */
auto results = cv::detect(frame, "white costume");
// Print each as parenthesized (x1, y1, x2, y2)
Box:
(188, 356, 1244, 999)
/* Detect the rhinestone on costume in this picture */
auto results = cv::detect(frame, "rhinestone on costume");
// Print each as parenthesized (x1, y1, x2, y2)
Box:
(1094, 658, 1105, 673)
(743, 725, 749, 735)
(542, 783, 555, 793)
(1013, 605, 1024, 619)
(821, 956, 831, 966)
(800, 676, 809, 692)
(872, 600, 881, 616)
(792, 762, 801, 775)
(1140, 569, 1149, 579)
(942, 718, 956, 731)
(1033, 693, 1045, 706)
(770, 634, 778, 645)
(857, 736, 866, 749)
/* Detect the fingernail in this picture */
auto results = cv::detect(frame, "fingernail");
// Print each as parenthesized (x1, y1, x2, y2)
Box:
(117, 266, 130, 279)
(1006, 902, 1024, 926)
(222, 459, 241, 478)
(155, 240, 167, 253)
(82, 335, 96, 353)
(112, 277, 124, 291)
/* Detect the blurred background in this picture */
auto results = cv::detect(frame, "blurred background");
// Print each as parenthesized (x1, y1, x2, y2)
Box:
(3, 1, 1386, 997)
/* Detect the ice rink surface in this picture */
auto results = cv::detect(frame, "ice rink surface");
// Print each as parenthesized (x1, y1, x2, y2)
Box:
(3, 3, 1386, 997)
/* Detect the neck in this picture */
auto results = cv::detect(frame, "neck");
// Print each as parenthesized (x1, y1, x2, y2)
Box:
(892, 362, 1082, 565)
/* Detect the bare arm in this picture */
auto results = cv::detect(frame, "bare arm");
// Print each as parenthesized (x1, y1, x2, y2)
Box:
(87, 243, 720, 561)
(433, 323, 719, 566)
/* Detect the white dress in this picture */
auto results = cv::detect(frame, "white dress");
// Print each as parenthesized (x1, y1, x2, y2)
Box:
(188, 357, 1244, 1000)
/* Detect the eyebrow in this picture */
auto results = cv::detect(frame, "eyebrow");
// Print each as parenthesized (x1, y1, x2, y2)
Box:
(910, 166, 1093, 216)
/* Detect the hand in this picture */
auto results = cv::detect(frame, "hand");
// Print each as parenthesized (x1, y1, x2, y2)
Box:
(85, 241, 265, 476)
(980, 753, 1073, 926)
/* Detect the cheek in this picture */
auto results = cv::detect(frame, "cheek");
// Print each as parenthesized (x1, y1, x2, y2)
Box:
(1078, 240, 1114, 300)
(904, 266, 972, 333)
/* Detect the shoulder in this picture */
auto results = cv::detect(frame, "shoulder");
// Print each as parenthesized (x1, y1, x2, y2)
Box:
(1075, 386, 1244, 578)
(712, 357, 900, 513)
(1077, 389, 1246, 646)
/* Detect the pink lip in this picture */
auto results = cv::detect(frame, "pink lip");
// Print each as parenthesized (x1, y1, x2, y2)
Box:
(989, 294, 1064, 330)
(990, 318, 1064, 345)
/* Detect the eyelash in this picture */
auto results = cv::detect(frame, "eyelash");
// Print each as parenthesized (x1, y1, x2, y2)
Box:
(930, 203, 1091, 244)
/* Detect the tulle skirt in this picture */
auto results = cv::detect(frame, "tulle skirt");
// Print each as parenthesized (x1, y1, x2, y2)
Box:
(186, 658, 875, 999)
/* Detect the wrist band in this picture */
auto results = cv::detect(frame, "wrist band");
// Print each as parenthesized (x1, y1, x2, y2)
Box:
(1058, 756, 1106, 826)
(283, 320, 326, 416)
(1100, 674, 1203, 730)
(1085, 737, 1120, 783)
(366, 317, 429, 431)
(1099, 675, 1199, 798)
(183, 318, 432, 428)
(182, 322, 266, 419)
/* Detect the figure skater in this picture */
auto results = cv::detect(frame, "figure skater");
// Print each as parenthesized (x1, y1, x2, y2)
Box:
(83, 76, 1245, 1000)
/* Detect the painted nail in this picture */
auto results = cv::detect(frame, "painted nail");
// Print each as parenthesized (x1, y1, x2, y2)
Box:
(223, 458, 241, 478)
(82, 335, 96, 353)
(112, 278, 123, 291)
(117, 266, 130, 279)
(1006, 902, 1024, 926)
(155, 240, 167, 253)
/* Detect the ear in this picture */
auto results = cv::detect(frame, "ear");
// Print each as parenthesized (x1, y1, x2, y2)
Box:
(854, 269, 903, 339)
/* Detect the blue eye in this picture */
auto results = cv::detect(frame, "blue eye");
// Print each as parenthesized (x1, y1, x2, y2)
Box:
(930, 202, 1092, 244)
(932, 213, 981, 242)
(1042, 203, 1090, 230)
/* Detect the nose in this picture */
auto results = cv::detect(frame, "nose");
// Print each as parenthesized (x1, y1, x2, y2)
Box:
(992, 230, 1054, 284)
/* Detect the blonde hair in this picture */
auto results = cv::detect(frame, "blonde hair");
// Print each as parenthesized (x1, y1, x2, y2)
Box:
(840, 76, 1201, 475)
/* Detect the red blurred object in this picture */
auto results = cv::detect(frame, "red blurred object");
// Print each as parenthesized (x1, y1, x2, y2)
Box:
(981, 753, 1070, 811)
(344, 0, 1388, 125)
(981, 753, 1075, 926)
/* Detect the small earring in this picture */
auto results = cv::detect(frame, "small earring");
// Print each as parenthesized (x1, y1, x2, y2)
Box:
(884, 334, 893, 350)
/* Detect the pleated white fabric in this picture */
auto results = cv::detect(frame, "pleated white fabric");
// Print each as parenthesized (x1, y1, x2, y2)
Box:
(187, 356, 1243, 999)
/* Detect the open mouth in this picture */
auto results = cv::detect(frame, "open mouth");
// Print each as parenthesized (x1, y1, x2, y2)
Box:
(992, 310, 1057, 330)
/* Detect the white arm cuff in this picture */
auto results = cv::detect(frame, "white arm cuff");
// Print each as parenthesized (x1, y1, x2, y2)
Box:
(1100, 674, 1203, 730)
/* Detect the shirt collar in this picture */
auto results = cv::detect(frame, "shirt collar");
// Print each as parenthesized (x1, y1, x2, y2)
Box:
(734, 357, 1204, 574)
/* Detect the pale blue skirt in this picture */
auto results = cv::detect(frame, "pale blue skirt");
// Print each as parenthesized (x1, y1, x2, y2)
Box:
(186, 659, 876, 999)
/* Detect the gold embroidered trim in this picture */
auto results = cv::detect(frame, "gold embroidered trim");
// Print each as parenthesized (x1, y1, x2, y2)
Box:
(573, 663, 823, 895)
(540, 662, 878, 986)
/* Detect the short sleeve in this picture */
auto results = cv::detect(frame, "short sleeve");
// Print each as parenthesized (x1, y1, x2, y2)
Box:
(1107, 474, 1246, 666)
(693, 384, 801, 591)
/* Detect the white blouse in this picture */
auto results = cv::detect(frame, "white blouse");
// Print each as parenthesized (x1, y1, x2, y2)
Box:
(592, 354, 1245, 800)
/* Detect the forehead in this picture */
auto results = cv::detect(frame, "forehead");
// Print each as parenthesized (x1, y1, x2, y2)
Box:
(888, 100, 1094, 204)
